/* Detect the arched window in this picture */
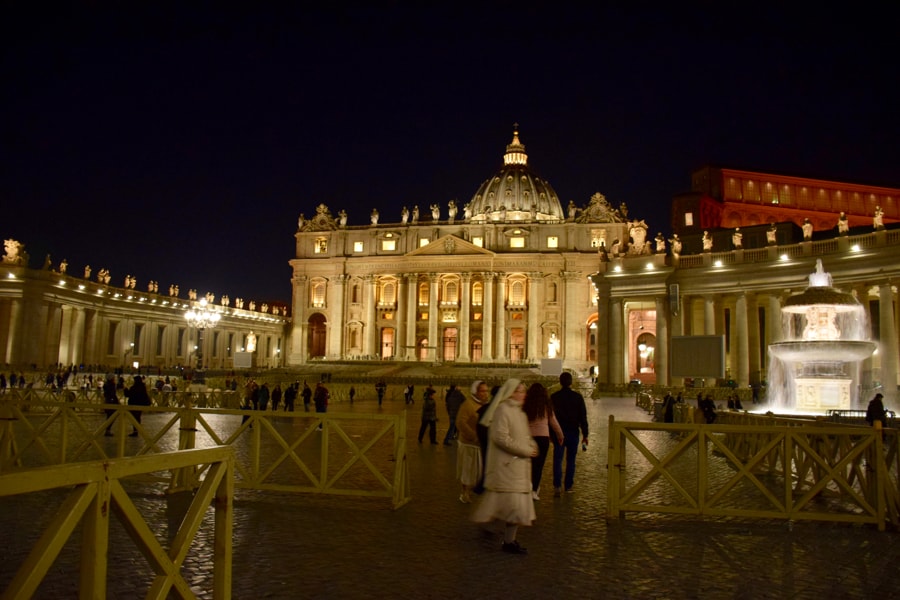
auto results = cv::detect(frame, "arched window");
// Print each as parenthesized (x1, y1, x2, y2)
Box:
(418, 282, 429, 305)
(382, 281, 396, 305)
(472, 281, 483, 306)
(311, 280, 326, 307)
(509, 280, 525, 306)
(351, 283, 360, 304)
(471, 338, 483, 362)
(442, 278, 459, 304)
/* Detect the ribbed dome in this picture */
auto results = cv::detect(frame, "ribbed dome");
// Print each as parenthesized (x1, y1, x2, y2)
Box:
(466, 126, 564, 223)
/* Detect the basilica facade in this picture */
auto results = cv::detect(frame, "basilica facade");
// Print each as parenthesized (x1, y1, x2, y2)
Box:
(288, 128, 637, 375)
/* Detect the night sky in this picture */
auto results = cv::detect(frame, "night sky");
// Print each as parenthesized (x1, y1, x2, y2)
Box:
(2, 4, 898, 305)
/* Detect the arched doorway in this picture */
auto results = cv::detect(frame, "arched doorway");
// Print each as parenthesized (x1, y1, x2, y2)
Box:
(381, 327, 395, 359)
(308, 314, 327, 359)
(586, 314, 599, 361)
(509, 328, 525, 362)
(442, 328, 458, 362)
(418, 338, 429, 361)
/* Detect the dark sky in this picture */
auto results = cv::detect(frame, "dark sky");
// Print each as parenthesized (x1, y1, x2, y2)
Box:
(2, 4, 898, 304)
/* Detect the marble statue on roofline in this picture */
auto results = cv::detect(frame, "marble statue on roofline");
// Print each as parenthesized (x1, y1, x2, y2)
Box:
(447, 199, 457, 222)
(370, 209, 379, 225)
(838, 212, 849, 234)
(430, 203, 440, 221)
(874, 206, 884, 230)
(2, 239, 25, 265)
(802, 218, 813, 240)
(702, 231, 713, 251)
(401, 206, 409, 224)
(411, 205, 419, 223)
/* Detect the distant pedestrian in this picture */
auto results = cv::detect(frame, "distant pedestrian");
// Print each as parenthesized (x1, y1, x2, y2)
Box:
(284, 381, 298, 412)
(349, 386, 356, 404)
(257, 383, 269, 410)
(443, 384, 465, 445)
(375, 380, 386, 407)
(662, 393, 676, 423)
(551, 372, 588, 496)
(102, 374, 118, 436)
(405, 384, 415, 405)
(866, 393, 887, 426)
(271, 383, 282, 411)
(301, 381, 312, 412)
(314, 382, 329, 413)
(418, 387, 438, 444)
(470, 378, 537, 555)
(124, 375, 151, 437)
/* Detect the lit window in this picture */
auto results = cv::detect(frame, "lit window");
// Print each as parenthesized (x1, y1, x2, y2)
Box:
(510, 237, 525, 248)
(353, 241, 364, 253)
(472, 282, 483, 305)
(547, 236, 558, 248)
(311, 282, 326, 307)
(472, 236, 483, 247)
(684, 213, 694, 227)
(315, 238, 328, 254)
(510, 280, 525, 305)
(419, 238, 429, 247)
(381, 239, 396, 251)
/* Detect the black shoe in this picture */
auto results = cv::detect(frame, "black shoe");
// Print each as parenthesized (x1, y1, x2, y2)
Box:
(501, 541, 528, 555)
(128, 430, 138, 437)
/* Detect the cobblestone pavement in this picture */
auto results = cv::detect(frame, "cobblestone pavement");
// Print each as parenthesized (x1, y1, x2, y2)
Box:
(3, 393, 900, 599)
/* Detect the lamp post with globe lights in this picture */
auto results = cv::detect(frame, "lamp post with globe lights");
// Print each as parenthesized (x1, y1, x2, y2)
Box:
(184, 298, 221, 384)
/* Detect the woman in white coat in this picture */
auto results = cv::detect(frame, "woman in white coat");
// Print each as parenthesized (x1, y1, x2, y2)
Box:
(470, 378, 538, 554)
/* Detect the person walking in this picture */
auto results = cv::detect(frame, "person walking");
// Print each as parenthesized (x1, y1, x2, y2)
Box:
(271, 383, 282, 411)
(283, 381, 297, 411)
(470, 378, 538, 555)
(550, 371, 588, 496)
(443, 384, 465, 445)
(102, 374, 118, 436)
(523, 382, 563, 500)
(313, 381, 329, 430)
(456, 380, 490, 503)
(258, 382, 270, 411)
(124, 375, 151, 437)
(866, 393, 887, 426)
(375, 380, 386, 407)
(418, 386, 438, 444)
(301, 381, 312, 412)
(349, 385, 356, 404)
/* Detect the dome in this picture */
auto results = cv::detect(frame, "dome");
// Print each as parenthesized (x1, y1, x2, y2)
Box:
(465, 126, 564, 223)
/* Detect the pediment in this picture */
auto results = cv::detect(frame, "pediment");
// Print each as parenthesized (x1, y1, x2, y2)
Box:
(405, 234, 495, 257)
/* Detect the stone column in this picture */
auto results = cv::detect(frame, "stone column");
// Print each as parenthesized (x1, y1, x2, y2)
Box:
(458, 273, 471, 362)
(58, 305, 74, 365)
(396, 274, 407, 360)
(527, 273, 540, 362)
(405, 274, 418, 360)
(71, 307, 86, 366)
(482, 273, 494, 361)
(609, 297, 625, 384)
(746, 293, 761, 385)
(562, 271, 582, 361)
(855, 285, 874, 389)
(655, 296, 669, 386)
(735, 292, 750, 388)
(289, 275, 308, 364)
(704, 295, 716, 335)
(45, 303, 62, 368)
(3, 299, 22, 365)
(767, 294, 782, 346)
(364, 275, 377, 357)
(495, 274, 508, 361)
(428, 273, 440, 361)
(327, 275, 347, 359)
(879, 283, 898, 406)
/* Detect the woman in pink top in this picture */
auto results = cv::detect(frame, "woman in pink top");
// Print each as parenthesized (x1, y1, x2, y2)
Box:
(523, 383, 563, 500)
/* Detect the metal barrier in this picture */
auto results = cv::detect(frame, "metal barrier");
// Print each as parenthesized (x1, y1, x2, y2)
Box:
(0, 396, 410, 509)
(607, 416, 898, 530)
(0, 446, 234, 599)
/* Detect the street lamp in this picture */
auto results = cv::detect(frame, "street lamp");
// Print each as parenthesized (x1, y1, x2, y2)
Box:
(184, 298, 221, 383)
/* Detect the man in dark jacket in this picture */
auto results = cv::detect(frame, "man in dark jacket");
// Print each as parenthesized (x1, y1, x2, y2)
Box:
(124, 375, 151, 437)
(442, 384, 466, 445)
(550, 372, 588, 496)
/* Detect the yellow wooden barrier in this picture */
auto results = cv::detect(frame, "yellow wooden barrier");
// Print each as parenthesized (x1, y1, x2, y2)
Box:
(0, 396, 411, 509)
(0, 446, 234, 600)
(607, 416, 896, 531)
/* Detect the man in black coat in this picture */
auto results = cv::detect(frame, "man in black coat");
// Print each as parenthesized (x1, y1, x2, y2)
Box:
(550, 372, 589, 496)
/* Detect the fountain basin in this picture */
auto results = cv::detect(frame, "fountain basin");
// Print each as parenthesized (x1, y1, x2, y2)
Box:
(769, 340, 877, 362)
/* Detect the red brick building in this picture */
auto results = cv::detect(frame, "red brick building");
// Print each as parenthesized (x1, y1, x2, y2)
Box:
(671, 166, 900, 235)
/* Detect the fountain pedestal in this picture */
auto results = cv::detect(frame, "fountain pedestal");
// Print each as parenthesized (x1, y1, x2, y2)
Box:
(794, 377, 852, 411)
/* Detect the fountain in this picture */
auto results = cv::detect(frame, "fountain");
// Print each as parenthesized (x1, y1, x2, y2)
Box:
(767, 259, 877, 412)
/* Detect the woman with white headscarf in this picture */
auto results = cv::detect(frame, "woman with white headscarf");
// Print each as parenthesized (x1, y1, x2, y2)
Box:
(470, 378, 538, 554)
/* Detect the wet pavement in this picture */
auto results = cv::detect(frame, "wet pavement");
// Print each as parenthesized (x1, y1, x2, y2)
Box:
(2, 393, 900, 599)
